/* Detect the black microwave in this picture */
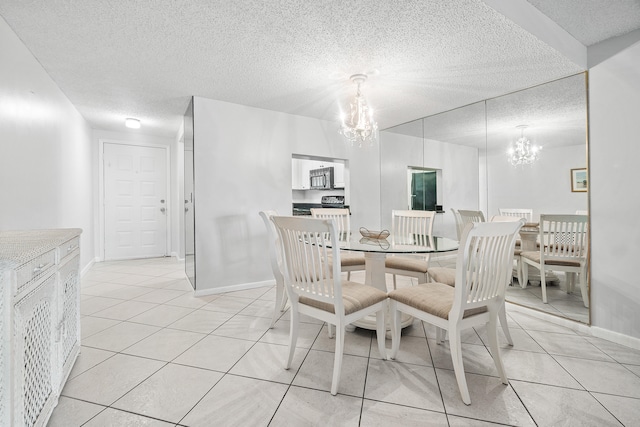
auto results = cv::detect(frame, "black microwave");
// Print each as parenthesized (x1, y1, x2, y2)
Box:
(309, 167, 334, 190)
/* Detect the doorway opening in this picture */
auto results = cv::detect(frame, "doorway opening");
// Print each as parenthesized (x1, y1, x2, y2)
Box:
(407, 167, 442, 211)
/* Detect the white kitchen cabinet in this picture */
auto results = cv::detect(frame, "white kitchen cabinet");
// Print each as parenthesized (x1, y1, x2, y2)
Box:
(333, 162, 345, 188)
(0, 229, 82, 427)
(292, 158, 347, 190)
(292, 158, 311, 190)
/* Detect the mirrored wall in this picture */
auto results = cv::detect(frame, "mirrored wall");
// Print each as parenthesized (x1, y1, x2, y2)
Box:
(381, 72, 589, 324)
(184, 98, 196, 289)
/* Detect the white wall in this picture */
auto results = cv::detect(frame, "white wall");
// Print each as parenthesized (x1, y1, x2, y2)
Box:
(192, 97, 380, 292)
(0, 17, 95, 270)
(380, 131, 480, 239)
(424, 139, 479, 239)
(92, 129, 180, 260)
(589, 41, 640, 340)
(486, 144, 588, 221)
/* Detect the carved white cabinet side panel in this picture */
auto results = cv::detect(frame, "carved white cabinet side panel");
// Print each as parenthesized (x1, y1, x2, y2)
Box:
(0, 229, 82, 427)
(14, 274, 57, 427)
(57, 251, 81, 391)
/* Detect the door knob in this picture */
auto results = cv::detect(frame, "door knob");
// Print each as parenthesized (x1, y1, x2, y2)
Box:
(160, 207, 166, 213)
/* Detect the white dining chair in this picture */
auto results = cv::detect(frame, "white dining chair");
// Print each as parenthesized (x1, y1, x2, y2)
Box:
(491, 215, 525, 286)
(521, 214, 589, 307)
(449, 209, 486, 242)
(258, 210, 288, 328)
(498, 208, 533, 223)
(457, 212, 522, 283)
(384, 209, 436, 289)
(271, 215, 387, 395)
(310, 208, 365, 280)
(388, 220, 524, 405)
(497, 209, 532, 263)
(427, 211, 516, 346)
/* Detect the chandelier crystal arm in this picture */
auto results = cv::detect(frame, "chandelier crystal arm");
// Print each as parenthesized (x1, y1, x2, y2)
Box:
(339, 74, 378, 147)
(507, 125, 540, 166)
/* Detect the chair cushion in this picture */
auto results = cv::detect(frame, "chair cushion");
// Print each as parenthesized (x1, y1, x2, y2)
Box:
(338, 252, 366, 267)
(299, 281, 387, 315)
(388, 282, 487, 320)
(520, 251, 582, 267)
(326, 252, 366, 269)
(427, 267, 456, 286)
(385, 256, 428, 273)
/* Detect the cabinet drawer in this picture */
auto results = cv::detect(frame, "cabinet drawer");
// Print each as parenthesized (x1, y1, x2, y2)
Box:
(57, 236, 80, 264)
(15, 250, 56, 295)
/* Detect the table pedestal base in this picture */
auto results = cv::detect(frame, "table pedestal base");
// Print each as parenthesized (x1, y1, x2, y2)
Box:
(517, 229, 558, 287)
(520, 265, 558, 286)
(351, 252, 414, 330)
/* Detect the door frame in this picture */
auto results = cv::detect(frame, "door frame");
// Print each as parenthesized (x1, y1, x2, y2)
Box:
(98, 139, 171, 261)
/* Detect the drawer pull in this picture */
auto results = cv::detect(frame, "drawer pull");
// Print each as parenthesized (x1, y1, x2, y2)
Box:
(67, 244, 78, 252)
(33, 264, 45, 274)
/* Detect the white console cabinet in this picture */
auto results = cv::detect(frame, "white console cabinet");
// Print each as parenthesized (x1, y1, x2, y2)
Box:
(0, 229, 82, 427)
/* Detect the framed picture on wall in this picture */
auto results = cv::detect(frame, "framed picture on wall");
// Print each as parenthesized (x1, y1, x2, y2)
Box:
(571, 168, 588, 192)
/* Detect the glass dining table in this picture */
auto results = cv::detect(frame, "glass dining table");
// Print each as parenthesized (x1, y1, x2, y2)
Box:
(330, 233, 459, 330)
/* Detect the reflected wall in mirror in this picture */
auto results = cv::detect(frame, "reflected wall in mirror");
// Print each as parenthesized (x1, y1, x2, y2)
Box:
(379, 72, 589, 324)
(381, 101, 487, 240)
(487, 73, 588, 323)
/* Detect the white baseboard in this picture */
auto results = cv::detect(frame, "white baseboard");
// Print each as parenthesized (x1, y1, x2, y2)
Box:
(590, 326, 640, 351)
(81, 258, 98, 277)
(171, 252, 185, 261)
(506, 302, 640, 350)
(194, 280, 275, 297)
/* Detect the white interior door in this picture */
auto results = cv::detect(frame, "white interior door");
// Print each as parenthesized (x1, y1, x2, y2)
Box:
(104, 143, 168, 260)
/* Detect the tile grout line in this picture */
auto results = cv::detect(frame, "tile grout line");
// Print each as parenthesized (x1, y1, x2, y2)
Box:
(266, 322, 325, 426)
(69, 258, 640, 426)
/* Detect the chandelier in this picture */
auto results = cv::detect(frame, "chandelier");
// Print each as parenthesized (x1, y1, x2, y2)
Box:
(339, 74, 378, 147)
(507, 125, 540, 166)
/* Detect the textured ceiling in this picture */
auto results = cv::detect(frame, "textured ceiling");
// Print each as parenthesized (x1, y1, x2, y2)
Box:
(527, 0, 640, 46)
(0, 1, 628, 138)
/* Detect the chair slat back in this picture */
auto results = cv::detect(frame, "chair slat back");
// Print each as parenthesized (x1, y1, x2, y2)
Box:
(259, 210, 283, 284)
(391, 210, 435, 238)
(455, 210, 486, 240)
(451, 220, 523, 318)
(539, 214, 588, 261)
(311, 208, 350, 239)
(498, 208, 533, 222)
(271, 216, 343, 309)
(451, 209, 463, 239)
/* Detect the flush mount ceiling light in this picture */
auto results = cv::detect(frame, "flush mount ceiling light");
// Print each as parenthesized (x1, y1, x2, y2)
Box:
(125, 118, 141, 129)
(507, 125, 540, 166)
(339, 74, 378, 147)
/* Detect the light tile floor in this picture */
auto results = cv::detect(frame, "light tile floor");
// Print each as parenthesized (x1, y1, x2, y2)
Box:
(505, 273, 589, 324)
(48, 257, 640, 426)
